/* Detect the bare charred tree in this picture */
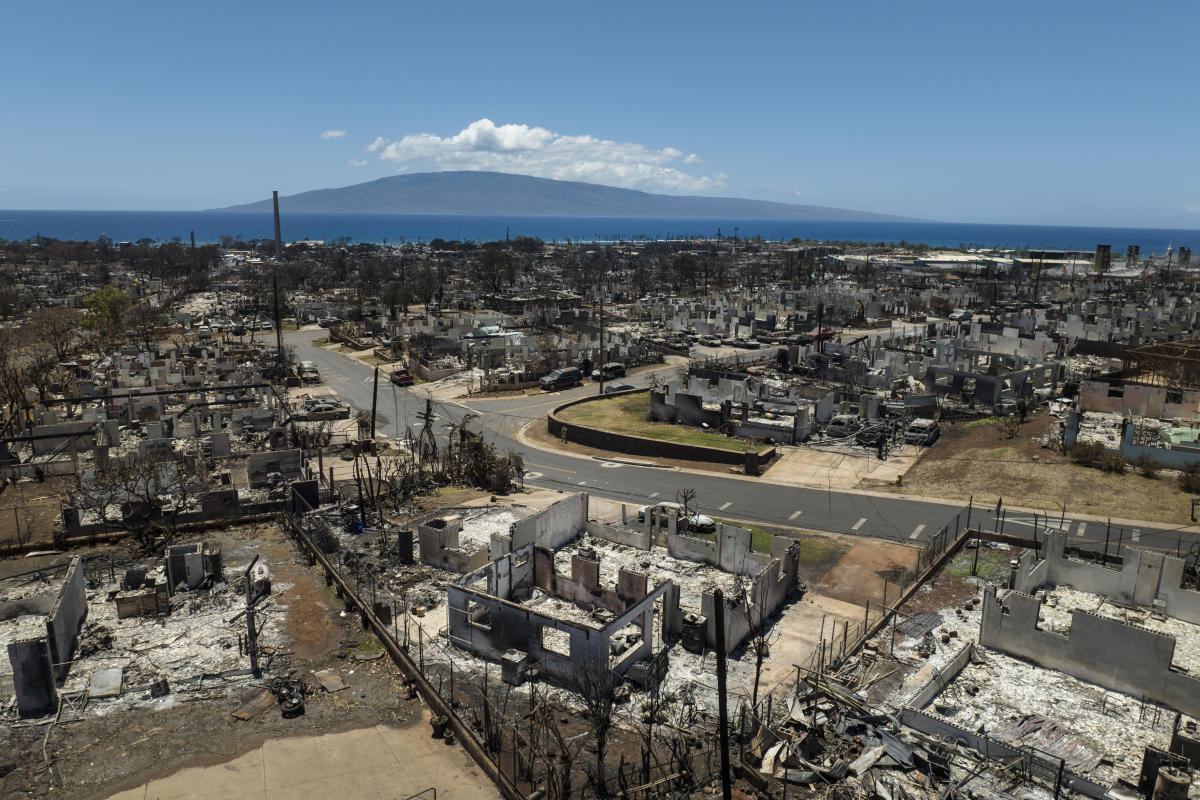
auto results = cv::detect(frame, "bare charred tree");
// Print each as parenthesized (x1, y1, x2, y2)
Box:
(25, 306, 80, 361)
(570, 661, 619, 796)
(73, 452, 210, 550)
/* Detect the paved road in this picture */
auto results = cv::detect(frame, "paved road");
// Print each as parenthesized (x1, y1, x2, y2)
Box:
(287, 330, 1200, 558)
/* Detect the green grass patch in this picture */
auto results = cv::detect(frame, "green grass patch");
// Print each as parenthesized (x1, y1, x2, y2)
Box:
(311, 337, 329, 347)
(352, 637, 384, 655)
(943, 548, 1009, 581)
(987, 448, 1011, 459)
(559, 393, 759, 453)
(789, 536, 842, 567)
(964, 417, 998, 429)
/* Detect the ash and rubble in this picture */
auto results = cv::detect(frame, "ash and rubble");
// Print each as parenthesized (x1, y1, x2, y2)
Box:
(0, 535, 287, 723)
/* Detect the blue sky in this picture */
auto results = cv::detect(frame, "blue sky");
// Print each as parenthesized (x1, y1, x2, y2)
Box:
(2, 0, 1197, 227)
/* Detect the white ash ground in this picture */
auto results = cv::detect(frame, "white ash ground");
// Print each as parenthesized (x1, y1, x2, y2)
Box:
(58, 557, 285, 718)
(931, 649, 1185, 788)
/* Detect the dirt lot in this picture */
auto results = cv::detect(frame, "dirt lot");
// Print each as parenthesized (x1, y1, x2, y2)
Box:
(875, 410, 1198, 525)
(813, 538, 922, 609)
(1, 524, 419, 800)
(0, 475, 71, 550)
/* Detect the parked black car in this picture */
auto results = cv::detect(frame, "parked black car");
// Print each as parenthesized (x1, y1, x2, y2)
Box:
(539, 367, 584, 390)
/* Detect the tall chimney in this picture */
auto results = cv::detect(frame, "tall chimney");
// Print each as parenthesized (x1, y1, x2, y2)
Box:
(272, 190, 282, 259)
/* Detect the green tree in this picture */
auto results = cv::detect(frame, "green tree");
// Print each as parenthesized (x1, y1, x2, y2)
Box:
(81, 285, 132, 332)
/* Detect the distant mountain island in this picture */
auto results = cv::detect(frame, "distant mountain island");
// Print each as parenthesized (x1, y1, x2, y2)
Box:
(216, 171, 914, 221)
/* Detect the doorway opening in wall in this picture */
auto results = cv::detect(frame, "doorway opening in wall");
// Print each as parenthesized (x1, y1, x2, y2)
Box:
(541, 626, 571, 658)
(608, 620, 644, 670)
(467, 600, 492, 629)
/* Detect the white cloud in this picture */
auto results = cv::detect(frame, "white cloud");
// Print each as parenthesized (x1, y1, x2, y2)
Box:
(369, 118, 722, 193)
(1187, 202, 1200, 213)
(319, 129, 346, 140)
(348, 158, 367, 167)
(683, 153, 703, 164)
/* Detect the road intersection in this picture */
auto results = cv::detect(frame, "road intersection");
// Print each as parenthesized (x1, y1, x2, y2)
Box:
(287, 329, 1199, 560)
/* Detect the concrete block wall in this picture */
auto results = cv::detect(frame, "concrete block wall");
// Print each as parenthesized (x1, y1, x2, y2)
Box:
(45, 559, 86, 682)
(418, 515, 489, 573)
(510, 492, 587, 551)
(7, 638, 54, 717)
(1015, 530, 1200, 624)
(1080, 381, 1200, 419)
(701, 540, 801, 652)
(665, 523, 756, 576)
(447, 579, 671, 684)
(532, 547, 649, 616)
(980, 586, 1200, 716)
(1119, 422, 1200, 472)
(585, 519, 650, 550)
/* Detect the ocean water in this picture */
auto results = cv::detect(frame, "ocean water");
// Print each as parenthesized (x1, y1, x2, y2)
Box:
(1, 210, 1198, 252)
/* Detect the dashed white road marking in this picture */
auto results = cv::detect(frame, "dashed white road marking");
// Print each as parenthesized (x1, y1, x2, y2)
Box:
(719, 502, 732, 510)
(789, 510, 803, 520)
(852, 518, 868, 531)
(578, 480, 587, 486)
(523, 471, 544, 480)
(909, 524, 926, 539)
(599, 461, 624, 468)
(649, 492, 660, 499)
(1131, 529, 1141, 542)
(1076, 521, 1088, 538)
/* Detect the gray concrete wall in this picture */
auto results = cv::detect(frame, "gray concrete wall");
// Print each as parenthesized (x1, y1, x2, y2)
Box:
(1119, 421, 1200, 471)
(1014, 530, 1200, 624)
(908, 643, 975, 709)
(979, 586, 1200, 716)
(702, 540, 801, 652)
(585, 520, 650, 550)
(665, 523, 754, 575)
(446, 580, 671, 684)
(7, 638, 54, 717)
(246, 449, 302, 487)
(31, 421, 95, 456)
(510, 492, 587, 551)
(45, 558, 86, 681)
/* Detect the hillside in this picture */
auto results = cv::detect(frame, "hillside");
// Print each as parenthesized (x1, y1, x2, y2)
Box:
(217, 171, 913, 221)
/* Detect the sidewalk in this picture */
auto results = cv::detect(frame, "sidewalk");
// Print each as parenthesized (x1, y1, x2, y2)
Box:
(106, 713, 501, 800)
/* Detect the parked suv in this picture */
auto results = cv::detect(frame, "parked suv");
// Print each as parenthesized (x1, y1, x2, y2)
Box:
(591, 361, 627, 381)
(539, 367, 583, 390)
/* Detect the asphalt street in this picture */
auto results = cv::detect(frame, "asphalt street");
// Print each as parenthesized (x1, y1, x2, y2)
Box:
(286, 329, 1200, 559)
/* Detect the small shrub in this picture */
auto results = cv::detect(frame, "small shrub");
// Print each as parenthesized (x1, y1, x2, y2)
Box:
(1135, 455, 1159, 478)
(1097, 454, 1126, 474)
(1179, 463, 1200, 493)
(1070, 441, 1105, 466)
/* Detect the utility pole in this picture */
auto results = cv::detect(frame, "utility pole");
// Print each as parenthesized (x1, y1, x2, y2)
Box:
(272, 190, 282, 260)
(713, 589, 733, 800)
(240, 555, 264, 678)
(597, 279, 605, 396)
(273, 273, 283, 371)
(370, 366, 379, 440)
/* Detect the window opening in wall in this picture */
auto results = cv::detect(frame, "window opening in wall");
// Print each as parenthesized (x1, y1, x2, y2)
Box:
(466, 600, 491, 628)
